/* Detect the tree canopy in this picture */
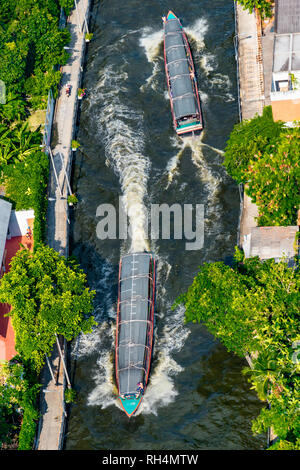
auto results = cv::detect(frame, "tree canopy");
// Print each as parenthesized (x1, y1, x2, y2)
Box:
(0, 0, 71, 103)
(223, 107, 300, 226)
(0, 245, 96, 371)
(235, 0, 272, 18)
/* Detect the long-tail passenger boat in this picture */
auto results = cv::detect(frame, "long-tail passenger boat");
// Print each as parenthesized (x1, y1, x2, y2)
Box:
(115, 252, 156, 417)
(163, 11, 203, 137)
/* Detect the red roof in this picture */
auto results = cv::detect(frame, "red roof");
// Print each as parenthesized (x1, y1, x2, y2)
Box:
(0, 218, 34, 363)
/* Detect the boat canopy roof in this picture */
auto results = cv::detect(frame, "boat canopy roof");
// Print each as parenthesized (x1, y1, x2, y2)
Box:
(164, 16, 198, 120)
(117, 252, 154, 396)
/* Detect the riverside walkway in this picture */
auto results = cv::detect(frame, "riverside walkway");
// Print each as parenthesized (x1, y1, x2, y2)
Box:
(235, 4, 265, 247)
(35, 0, 91, 450)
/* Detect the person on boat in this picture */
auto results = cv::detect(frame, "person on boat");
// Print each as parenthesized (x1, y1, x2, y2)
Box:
(135, 382, 144, 398)
(162, 16, 166, 23)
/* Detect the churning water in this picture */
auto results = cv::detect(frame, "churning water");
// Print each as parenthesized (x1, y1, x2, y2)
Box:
(65, 0, 265, 450)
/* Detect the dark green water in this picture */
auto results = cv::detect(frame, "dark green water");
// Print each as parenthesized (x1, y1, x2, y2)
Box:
(65, 0, 265, 450)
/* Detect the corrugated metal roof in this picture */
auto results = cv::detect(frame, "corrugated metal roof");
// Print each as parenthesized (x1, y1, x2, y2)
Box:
(275, 0, 300, 34)
(117, 252, 155, 396)
(245, 226, 298, 262)
(273, 33, 300, 73)
(0, 198, 12, 267)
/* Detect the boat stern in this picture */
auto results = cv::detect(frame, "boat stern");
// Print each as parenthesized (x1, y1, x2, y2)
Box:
(176, 122, 203, 137)
(118, 395, 143, 418)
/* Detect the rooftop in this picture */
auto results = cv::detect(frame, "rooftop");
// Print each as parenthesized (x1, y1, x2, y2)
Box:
(243, 225, 299, 264)
(275, 0, 300, 34)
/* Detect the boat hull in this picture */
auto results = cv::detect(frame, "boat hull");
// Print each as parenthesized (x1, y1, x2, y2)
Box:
(163, 11, 203, 137)
(115, 252, 156, 417)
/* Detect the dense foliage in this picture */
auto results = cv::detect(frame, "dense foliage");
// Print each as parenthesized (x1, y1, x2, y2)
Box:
(224, 107, 300, 226)
(0, 245, 96, 372)
(0, 123, 49, 246)
(174, 249, 300, 449)
(0, 0, 71, 103)
(0, 0, 78, 451)
(235, 0, 273, 18)
(223, 107, 283, 183)
(0, 359, 40, 449)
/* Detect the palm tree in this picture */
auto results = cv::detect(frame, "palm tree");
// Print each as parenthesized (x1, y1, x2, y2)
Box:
(0, 92, 27, 124)
(9, 122, 41, 161)
(243, 350, 279, 401)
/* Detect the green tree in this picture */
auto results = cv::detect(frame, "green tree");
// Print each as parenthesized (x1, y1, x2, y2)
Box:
(245, 131, 300, 226)
(0, 359, 40, 449)
(0, 122, 42, 170)
(0, 245, 96, 371)
(174, 249, 300, 449)
(224, 107, 300, 226)
(235, 0, 272, 18)
(0, 92, 27, 124)
(223, 106, 283, 183)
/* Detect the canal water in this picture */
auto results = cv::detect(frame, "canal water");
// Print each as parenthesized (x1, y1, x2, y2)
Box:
(65, 0, 265, 450)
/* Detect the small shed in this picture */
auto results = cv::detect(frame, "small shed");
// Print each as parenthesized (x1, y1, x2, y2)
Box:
(243, 225, 299, 264)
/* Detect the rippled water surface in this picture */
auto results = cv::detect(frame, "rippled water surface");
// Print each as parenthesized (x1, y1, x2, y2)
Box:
(65, 0, 265, 450)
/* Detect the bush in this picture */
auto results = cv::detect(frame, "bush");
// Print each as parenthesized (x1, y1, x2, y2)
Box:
(0, 245, 96, 372)
(0, 359, 40, 450)
(223, 107, 300, 226)
(174, 249, 300, 449)
(2, 150, 49, 246)
(223, 106, 283, 183)
(245, 131, 300, 226)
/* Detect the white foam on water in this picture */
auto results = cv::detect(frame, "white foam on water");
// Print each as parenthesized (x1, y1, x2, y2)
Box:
(186, 134, 220, 197)
(72, 260, 116, 358)
(200, 52, 216, 75)
(164, 133, 224, 189)
(140, 27, 164, 63)
(96, 65, 150, 253)
(165, 140, 186, 188)
(137, 303, 189, 416)
(185, 17, 209, 50)
(139, 27, 164, 93)
(87, 349, 117, 409)
(199, 54, 235, 103)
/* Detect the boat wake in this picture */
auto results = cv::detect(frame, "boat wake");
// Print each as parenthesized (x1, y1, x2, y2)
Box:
(96, 65, 150, 253)
(200, 53, 235, 103)
(136, 254, 190, 416)
(164, 132, 223, 189)
(73, 252, 190, 416)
